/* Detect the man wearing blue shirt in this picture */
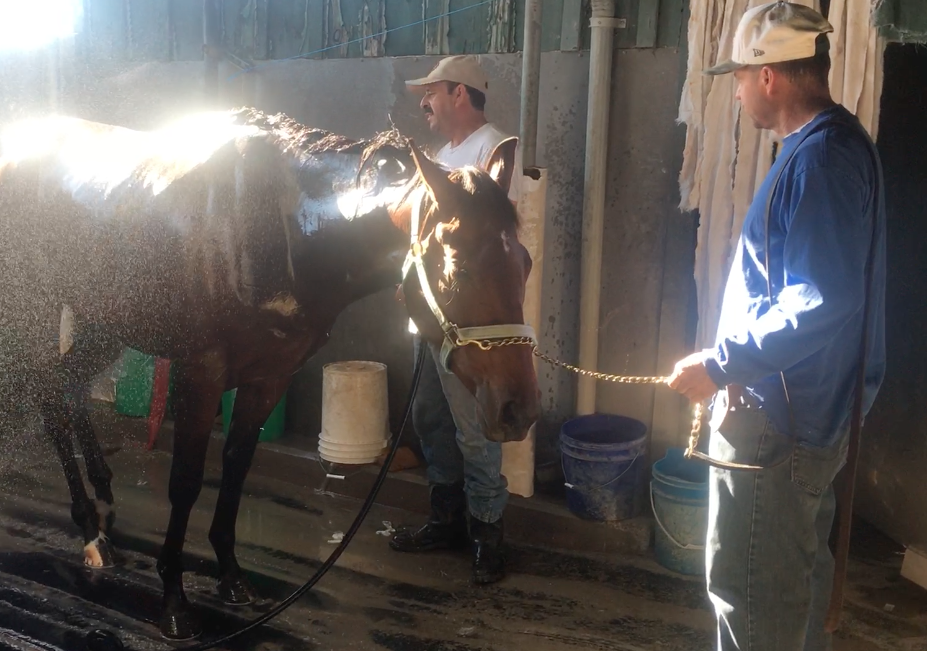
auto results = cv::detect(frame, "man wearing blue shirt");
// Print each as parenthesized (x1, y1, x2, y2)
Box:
(667, 3, 887, 650)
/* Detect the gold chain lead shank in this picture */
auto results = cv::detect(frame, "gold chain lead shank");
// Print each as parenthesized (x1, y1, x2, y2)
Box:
(453, 337, 707, 460)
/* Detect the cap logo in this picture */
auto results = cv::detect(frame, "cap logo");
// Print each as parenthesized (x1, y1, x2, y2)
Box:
(752, 48, 765, 57)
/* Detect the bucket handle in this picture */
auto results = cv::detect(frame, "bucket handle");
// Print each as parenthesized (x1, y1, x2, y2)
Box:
(649, 482, 706, 551)
(562, 452, 640, 492)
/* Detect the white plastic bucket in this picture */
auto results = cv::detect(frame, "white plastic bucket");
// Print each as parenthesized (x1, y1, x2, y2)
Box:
(319, 361, 389, 464)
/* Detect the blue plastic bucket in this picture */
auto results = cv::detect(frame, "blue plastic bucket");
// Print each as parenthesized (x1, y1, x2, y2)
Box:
(651, 447, 709, 575)
(559, 413, 648, 521)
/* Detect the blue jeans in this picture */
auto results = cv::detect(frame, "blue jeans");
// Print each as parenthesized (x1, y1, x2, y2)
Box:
(706, 389, 849, 651)
(412, 335, 508, 523)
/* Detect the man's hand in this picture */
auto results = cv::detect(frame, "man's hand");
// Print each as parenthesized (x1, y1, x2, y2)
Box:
(667, 351, 720, 403)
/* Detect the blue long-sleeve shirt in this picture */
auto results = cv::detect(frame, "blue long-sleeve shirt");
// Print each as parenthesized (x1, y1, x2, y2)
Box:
(704, 105, 887, 448)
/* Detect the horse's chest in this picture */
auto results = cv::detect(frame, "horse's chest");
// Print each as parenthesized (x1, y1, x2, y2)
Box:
(226, 319, 329, 386)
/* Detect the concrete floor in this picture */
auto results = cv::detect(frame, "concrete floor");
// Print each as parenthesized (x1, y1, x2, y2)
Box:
(0, 408, 922, 650)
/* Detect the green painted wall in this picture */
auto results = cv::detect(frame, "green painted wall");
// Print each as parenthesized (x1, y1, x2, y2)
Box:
(80, 0, 686, 63)
(875, 0, 927, 43)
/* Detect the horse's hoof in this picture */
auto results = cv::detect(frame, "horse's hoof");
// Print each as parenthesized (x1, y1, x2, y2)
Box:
(217, 574, 258, 606)
(160, 609, 202, 641)
(84, 536, 117, 569)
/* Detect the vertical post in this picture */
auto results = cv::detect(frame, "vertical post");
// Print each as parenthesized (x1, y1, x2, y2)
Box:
(576, 0, 617, 415)
(203, 0, 222, 107)
(519, 0, 542, 168)
(503, 0, 545, 498)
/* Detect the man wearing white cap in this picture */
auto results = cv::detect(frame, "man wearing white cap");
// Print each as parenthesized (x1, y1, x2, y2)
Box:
(389, 55, 521, 586)
(404, 54, 520, 205)
(667, 3, 886, 650)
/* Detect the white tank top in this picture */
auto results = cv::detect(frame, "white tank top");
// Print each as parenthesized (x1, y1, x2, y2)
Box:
(435, 122, 522, 205)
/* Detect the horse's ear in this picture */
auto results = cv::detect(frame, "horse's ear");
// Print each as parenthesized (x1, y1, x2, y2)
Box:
(486, 137, 518, 195)
(409, 139, 456, 206)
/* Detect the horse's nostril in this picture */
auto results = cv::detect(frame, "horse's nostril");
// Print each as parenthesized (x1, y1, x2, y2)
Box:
(501, 400, 519, 427)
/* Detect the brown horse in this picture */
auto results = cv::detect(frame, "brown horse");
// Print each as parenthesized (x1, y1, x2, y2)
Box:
(0, 108, 539, 639)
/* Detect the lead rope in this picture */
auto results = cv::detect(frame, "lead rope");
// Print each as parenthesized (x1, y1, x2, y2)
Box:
(456, 334, 767, 472)
(530, 346, 770, 472)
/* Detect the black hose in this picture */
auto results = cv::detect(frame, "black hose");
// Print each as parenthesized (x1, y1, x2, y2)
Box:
(86, 344, 427, 651)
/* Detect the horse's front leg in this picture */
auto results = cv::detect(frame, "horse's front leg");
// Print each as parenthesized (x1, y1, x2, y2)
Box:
(69, 393, 116, 536)
(208, 378, 289, 606)
(41, 397, 116, 568)
(61, 322, 123, 539)
(156, 352, 227, 641)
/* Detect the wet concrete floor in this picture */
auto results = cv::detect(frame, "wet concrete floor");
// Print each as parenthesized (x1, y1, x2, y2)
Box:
(0, 408, 922, 650)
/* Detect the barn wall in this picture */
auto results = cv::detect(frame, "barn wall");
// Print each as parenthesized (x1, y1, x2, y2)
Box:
(595, 48, 694, 465)
(76, 0, 687, 63)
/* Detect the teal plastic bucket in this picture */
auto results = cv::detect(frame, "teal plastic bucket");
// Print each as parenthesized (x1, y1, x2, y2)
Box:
(559, 413, 648, 521)
(115, 348, 154, 417)
(651, 447, 709, 575)
(221, 389, 286, 443)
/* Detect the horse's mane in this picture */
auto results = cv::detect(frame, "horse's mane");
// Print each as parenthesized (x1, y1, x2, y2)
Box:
(228, 107, 413, 174)
(229, 107, 517, 230)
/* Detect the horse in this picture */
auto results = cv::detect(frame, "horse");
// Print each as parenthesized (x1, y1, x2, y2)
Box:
(0, 107, 540, 640)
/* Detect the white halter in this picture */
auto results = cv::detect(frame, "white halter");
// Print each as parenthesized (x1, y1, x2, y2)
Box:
(401, 187, 537, 372)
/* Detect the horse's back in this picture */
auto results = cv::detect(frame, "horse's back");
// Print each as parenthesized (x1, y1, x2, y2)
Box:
(0, 112, 265, 217)
(0, 112, 295, 357)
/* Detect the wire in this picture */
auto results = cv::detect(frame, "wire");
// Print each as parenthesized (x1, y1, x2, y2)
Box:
(226, 0, 494, 81)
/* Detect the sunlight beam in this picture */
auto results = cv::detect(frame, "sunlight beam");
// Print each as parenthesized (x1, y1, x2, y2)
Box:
(0, 0, 83, 53)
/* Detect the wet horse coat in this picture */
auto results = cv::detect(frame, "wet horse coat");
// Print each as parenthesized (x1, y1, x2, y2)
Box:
(0, 108, 539, 639)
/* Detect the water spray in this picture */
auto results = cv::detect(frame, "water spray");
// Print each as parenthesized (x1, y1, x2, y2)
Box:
(85, 345, 427, 651)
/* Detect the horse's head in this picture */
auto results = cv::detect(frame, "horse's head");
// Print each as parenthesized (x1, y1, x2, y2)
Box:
(395, 140, 539, 444)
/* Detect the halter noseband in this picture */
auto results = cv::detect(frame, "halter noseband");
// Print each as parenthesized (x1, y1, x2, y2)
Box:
(401, 187, 537, 372)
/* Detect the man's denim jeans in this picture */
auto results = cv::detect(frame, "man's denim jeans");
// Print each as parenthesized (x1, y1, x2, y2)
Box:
(706, 389, 849, 651)
(411, 335, 508, 523)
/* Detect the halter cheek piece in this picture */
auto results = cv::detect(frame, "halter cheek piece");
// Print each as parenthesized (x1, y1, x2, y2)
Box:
(400, 187, 537, 372)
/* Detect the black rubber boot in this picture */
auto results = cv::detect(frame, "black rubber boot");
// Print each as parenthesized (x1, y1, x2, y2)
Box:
(470, 517, 505, 585)
(389, 482, 468, 553)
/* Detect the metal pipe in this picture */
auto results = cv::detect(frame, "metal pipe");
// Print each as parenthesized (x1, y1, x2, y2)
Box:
(519, 0, 543, 168)
(576, 0, 617, 415)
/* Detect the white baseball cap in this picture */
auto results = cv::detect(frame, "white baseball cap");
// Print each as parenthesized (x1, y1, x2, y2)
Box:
(405, 55, 490, 95)
(704, 1, 833, 75)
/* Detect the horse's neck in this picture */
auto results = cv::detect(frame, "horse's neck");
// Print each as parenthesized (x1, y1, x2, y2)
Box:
(288, 154, 413, 308)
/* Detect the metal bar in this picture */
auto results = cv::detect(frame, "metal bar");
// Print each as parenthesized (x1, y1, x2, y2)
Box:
(203, 0, 222, 106)
(253, 0, 269, 60)
(225, 50, 254, 71)
(519, 0, 542, 168)
(424, 0, 450, 55)
(560, 0, 584, 50)
(124, 0, 134, 56)
(635, 0, 659, 48)
(167, 0, 176, 60)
